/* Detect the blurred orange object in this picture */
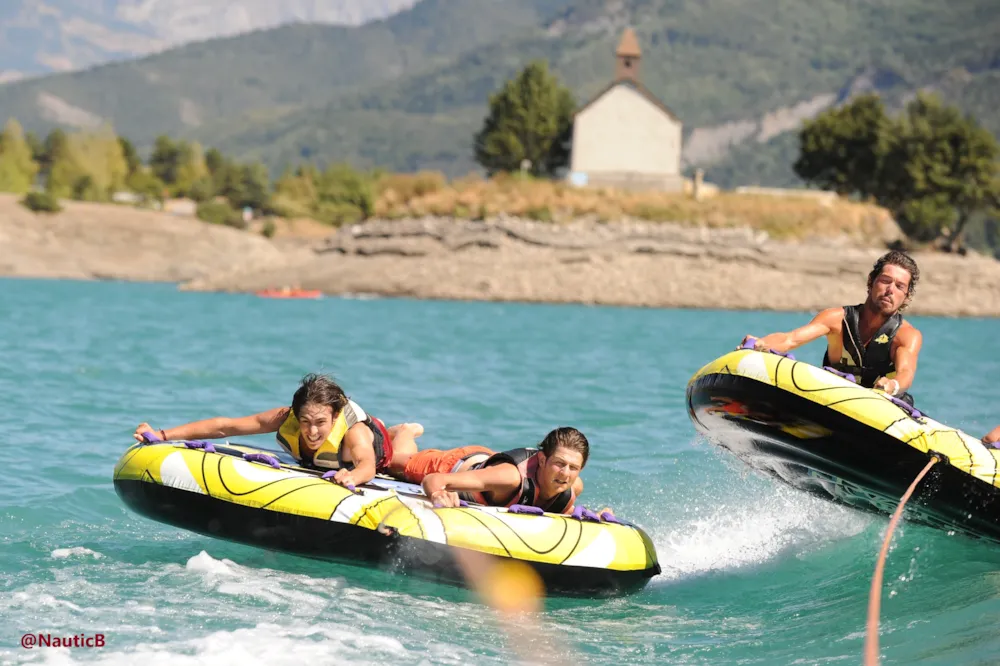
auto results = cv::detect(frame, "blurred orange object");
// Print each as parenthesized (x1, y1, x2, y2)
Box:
(255, 287, 323, 299)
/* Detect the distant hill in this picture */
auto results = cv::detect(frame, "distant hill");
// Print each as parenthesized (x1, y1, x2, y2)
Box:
(0, 0, 996, 188)
(0, 0, 419, 79)
(0, 0, 567, 142)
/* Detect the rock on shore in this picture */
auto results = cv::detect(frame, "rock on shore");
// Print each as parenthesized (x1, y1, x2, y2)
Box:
(3, 195, 998, 317)
(181, 216, 1000, 318)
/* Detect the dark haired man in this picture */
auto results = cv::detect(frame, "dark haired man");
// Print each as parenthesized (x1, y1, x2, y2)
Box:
(402, 427, 590, 513)
(132, 373, 423, 488)
(740, 250, 924, 404)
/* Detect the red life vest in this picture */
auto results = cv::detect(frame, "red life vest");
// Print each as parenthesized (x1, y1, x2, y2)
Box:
(366, 416, 395, 473)
(459, 447, 576, 514)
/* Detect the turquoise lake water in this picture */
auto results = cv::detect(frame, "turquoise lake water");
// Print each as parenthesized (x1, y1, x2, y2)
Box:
(2, 278, 1000, 665)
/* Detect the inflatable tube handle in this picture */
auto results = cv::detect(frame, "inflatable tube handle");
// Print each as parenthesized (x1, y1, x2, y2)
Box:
(823, 366, 857, 384)
(740, 336, 796, 360)
(320, 470, 357, 493)
(571, 506, 602, 523)
(242, 452, 281, 469)
(140, 431, 162, 443)
(884, 394, 923, 419)
(184, 440, 217, 453)
(508, 504, 544, 515)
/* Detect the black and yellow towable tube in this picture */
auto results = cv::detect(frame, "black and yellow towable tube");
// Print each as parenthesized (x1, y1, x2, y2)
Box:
(113, 440, 660, 596)
(686, 347, 1000, 543)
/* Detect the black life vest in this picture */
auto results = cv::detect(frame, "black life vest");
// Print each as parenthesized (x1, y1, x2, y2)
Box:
(822, 304, 901, 389)
(459, 447, 575, 514)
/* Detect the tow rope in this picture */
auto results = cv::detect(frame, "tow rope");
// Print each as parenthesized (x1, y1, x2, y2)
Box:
(863, 454, 941, 665)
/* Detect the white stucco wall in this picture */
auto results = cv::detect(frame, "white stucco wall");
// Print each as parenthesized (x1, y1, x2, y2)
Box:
(570, 84, 682, 177)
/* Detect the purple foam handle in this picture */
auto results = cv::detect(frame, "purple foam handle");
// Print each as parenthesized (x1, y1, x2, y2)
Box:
(571, 506, 602, 523)
(184, 440, 217, 453)
(740, 337, 796, 360)
(140, 431, 162, 443)
(884, 393, 923, 419)
(242, 452, 281, 469)
(508, 504, 544, 515)
(823, 366, 857, 384)
(320, 471, 356, 492)
(459, 500, 470, 508)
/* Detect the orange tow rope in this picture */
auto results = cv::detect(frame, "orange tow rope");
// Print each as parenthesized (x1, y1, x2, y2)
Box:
(863, 455, 940, 666)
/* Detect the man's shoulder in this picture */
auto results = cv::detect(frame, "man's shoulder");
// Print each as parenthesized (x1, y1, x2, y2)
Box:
(345, 420, 375, 443)
(895, 317, 923, 344)
(898, 317, 922, 335)
(816, 306, 846, 328)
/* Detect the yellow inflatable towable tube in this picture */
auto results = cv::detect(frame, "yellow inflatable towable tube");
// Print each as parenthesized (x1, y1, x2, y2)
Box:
(686, 346, 1000, 543)
(113, 438, 660, 596)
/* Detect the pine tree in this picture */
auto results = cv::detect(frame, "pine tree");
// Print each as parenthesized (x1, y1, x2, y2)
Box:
(473, 60, 577, 178)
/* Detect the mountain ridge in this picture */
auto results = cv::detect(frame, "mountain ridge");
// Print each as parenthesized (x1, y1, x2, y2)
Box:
(0, 0, 996, 188)
(0, 0, 420, 78)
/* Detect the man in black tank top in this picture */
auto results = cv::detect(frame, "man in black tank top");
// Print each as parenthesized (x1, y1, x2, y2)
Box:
(739, 251, 924, 403)
(419, 427, 590, 513)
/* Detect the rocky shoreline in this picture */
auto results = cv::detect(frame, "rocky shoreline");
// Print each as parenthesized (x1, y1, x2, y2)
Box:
(3, 195, 999, 317)
(182, 216, 1000, 318)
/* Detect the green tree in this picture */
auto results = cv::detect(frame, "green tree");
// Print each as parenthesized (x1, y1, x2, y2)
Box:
(271, 165, 319, 219)
(196, 200, 244, 228)
(148, 135, 181, 187)
(187, 176, 215, 202)
(25, 131, 45, 165)
(878, 92, 1000, 249)
(0, 119, 39, 194)
(473, 60, 577, 178)
(205, 147, 226, 178)
(218, 161, 271, 212)
(793, 92, 1000, 249)
(118, 136, 142, 177)
(39, 128, 68, 181)
(173, 141, 209, 198)
(47, 127, 128, 201)
(793, 93, 891, 199)
(315, 163, 374, 224)
(204, 147, 233, 196)
(126, 168, 167, 204)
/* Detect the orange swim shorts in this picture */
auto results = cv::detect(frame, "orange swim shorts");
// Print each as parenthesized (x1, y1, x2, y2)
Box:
(403, 445, 494, 483)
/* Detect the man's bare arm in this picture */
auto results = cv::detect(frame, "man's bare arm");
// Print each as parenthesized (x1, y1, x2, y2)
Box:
(742, 308, 843, 354)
